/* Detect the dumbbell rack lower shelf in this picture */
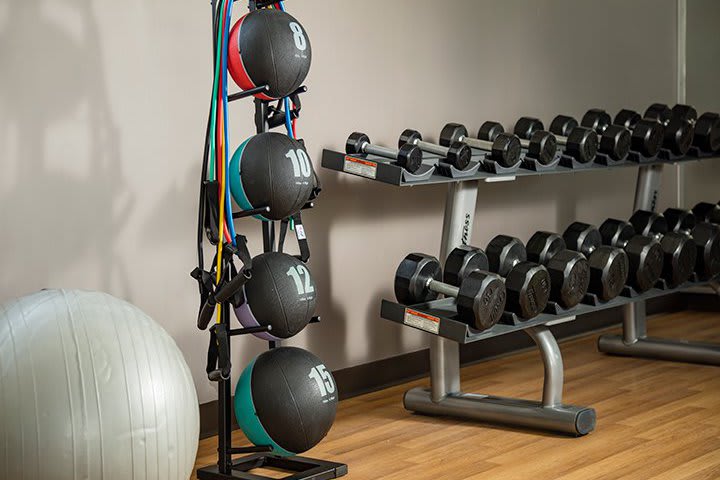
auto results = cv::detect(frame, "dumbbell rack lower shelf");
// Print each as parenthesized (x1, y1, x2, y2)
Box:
(322, 145, 720, 437)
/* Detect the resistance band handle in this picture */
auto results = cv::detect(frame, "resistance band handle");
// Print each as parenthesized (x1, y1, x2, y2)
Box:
(197, 269, 252, 330)
(207, 324, 231, 382)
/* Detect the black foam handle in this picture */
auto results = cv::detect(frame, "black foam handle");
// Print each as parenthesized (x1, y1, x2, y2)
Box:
(197, 297, 217, 330)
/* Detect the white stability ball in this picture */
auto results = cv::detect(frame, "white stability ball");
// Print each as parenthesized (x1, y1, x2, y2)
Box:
(0, 290, 199, 480)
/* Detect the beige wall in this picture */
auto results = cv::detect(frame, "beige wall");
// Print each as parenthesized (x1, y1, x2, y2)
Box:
(683, 0, 720, 206)
(0, 0, 687, 404)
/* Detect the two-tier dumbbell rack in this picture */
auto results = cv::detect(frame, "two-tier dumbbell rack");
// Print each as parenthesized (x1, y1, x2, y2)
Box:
(195, 1, 347, 478)
(322, 137, 720, 436)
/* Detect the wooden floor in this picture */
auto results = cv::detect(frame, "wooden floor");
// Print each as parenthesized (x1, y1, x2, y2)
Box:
(194, 310, 720, 479)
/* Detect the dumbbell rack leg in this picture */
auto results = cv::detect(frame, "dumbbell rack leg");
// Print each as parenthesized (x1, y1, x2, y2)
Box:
(598, 165, 720, 365)
(404, 181, 596, 435)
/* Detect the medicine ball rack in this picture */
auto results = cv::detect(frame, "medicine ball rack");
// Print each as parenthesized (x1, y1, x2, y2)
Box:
(195, 1, 347, 479)
(322, 135, 720, 437)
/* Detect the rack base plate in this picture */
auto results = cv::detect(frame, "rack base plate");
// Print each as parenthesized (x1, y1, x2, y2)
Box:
(197, 454, 347, 480)
(403, 388, 595, 436)
(598, 335, 720, 365)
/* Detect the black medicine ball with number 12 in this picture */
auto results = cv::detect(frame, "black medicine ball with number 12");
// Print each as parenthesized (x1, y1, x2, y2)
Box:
(228, 9, 312, 100)
(230, 132, 315, 221)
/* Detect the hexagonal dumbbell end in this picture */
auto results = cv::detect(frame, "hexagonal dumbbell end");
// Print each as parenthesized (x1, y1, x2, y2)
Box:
(446, 142, 472, 170)
(439, 123, 468, 148)
(645, 103, 673, 123)
(398, 129, 422, 149)
(528, 131, 558, 165)
(599, 219, 663, 293)
(563, 222, 603, 258)
(550, 115, 579, 137)
(487, 235, 527, 277)
(588, 246, 629, 301)
(694, 113, 720, 153)
(492, 133, 522, 168)
(514, 117, 544, 140)
(478, 121, 505, 142)
(527, 231, 565, 265)
(444, 245, 490, 286)
(394, 253, 442, 305)
(671, 104, 698, 122)
(581, 109, 613, 134)
(614, 110, 642, 129)
(692, 202, 720, 224)
(346, 132, 370, 154)
(599, 125, 631, 160)
(505, 262, 551, 319)
(691, 222, 720, 279)
(565, 127, 598, 164)
(630, 119, 664, 157)
(397, 144, 424, 173)
(663, 208, 697, 233)
(457, 271, 507, 330)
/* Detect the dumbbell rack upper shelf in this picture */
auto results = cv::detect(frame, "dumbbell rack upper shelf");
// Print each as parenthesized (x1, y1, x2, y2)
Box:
(322, 148, 713, 186)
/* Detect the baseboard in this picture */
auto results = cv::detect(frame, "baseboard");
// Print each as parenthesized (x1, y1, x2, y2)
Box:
(199, 292, 716, 439)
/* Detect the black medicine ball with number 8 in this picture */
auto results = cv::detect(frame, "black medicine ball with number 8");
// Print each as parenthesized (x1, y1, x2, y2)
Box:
(228, 9, 312, 100)
(234, 252, 316, 340)
(230, 132, 315, 221)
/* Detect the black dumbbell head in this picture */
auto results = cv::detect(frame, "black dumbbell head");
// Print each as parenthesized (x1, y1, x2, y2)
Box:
(549, 115, 578, 137)
(657, 232, 697, 287)
(457, 271, 507, 330)
(629, 210, 668, 236)
(346, 132, 369, 154)
(663, 208, 697, 233)
(492, 133, 522, 168)
(588, 246, 629, 301)
(446, 142, 472, 170)
(564, 127, 598, 164)
(505, 261, 551, 319)
(546, 250, 591, 309)
(444, 245, 489, 286)
(691, 222, 720, 279)
(439, 123, 468, 148)
(398, 129, 422, 149)
(598, 219, 635, 249)
(599, 219, 663, 293)
(614, 109, 641, 129)
(528, 131, 558, 165)
(671, 104, 698, 122)
(563, 222, 603, 257)
(394, 253, 441, 305)
(581, 109, 612, 134)
(694, 113, 720, 153)
(663, 117, 694, 155)
(478, 121, 505, 142)
(527, 232, 566, 264)
(487, 235, 527, 277)
(630, 119, 664, 157)
(514, 117, 544, 139)
(645, 103, 672, 124)
(599, 125, 631, 160)
(396, 144, 423, 173)
(692, 202, 720, 225)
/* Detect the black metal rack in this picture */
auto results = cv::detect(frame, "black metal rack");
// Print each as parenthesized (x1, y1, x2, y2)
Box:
(196, 1, 347, 478)
(322, 138, 720, 437)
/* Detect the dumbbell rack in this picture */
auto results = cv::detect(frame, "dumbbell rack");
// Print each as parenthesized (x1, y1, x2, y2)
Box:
(322, 142, 719, 436)
(196, 1, 347, 479)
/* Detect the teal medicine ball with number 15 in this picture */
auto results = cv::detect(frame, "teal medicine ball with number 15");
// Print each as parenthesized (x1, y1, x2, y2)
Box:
(229, 132, 316, 221)
(234, 347, 338, 457)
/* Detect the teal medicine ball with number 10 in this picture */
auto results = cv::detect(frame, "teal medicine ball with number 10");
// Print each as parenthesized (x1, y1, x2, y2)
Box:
(234, 347, 338, 457)
(229, 132, 316, 221)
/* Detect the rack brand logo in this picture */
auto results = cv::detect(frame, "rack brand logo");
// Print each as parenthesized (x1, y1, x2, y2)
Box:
(462, 213, 471, 245)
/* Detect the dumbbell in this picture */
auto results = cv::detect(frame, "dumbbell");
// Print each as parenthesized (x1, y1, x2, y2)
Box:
(663, 208, 720, 279)
(526, 232, 590, 309)
(399, 129, 472, 171)
(598, 219, 664, 292)
(670, 106, 720, 153)
(554, 111, 631, 161)
(692, 202, 720, 225)
(484, 235, 551, 319)
(562, 223, 630, 301)
(514, 117, 597, 164)
(643, 103, 694, 155)
(566, 110, 629, 160)
(612, 109, 665, 157)
(478, 121, 557, 166)
(629, 211, 698, 286)
(439, 123, 522, 168)
(346, 132, 423, 173)
(394, 252, 507, 330)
